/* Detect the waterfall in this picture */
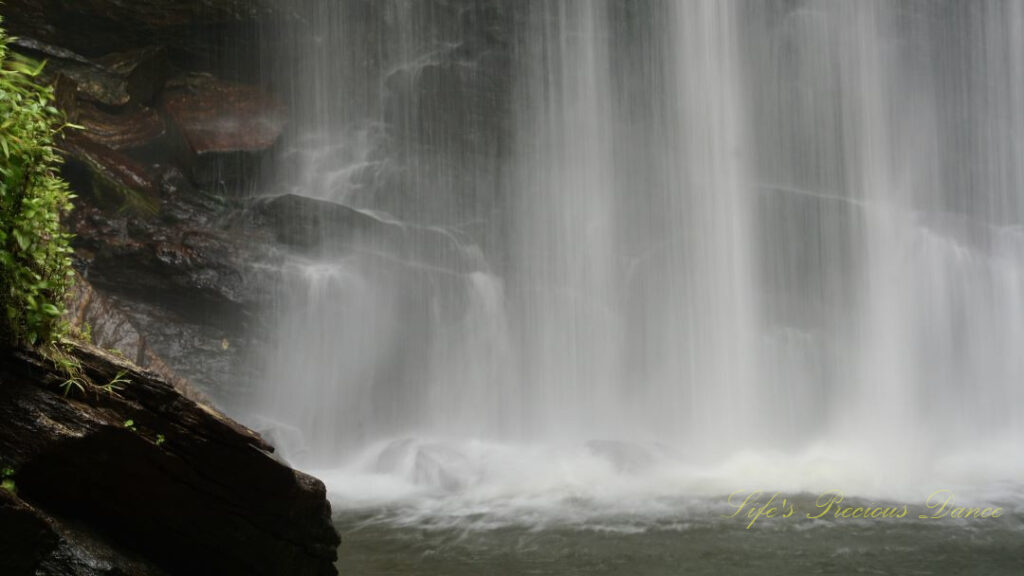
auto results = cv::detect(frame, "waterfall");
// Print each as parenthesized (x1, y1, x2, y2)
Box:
(509, 0, 625, 442)
(249, 0, 1024, 516)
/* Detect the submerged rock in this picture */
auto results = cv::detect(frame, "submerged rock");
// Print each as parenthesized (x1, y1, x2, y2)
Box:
(0, 344, 339, 576)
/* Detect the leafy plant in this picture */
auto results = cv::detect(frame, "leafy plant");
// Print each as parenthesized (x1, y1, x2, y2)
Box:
(75, 320, 92, 344)
(0, 17, 75, 347)
(123, 418, 166, 447)
(49, 342, 88, 397)
(1, 466, 16, 494)
(100, 369, 130, 396)
(59, 374, 86, 396)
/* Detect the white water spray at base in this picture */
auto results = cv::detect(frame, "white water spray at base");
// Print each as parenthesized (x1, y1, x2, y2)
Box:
(249, 0, 1024, 523)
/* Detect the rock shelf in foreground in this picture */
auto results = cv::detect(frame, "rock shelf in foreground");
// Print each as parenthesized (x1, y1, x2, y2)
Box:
(0, 343, 339, 576)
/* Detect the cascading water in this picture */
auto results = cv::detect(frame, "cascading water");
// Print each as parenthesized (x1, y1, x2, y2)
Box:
(248, 0, 1024, 522)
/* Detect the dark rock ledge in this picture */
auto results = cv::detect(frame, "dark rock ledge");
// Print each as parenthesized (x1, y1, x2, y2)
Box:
(0, 344, 339, 576)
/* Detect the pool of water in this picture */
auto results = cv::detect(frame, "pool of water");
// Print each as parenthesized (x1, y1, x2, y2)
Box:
(334, 498, 1024, 575)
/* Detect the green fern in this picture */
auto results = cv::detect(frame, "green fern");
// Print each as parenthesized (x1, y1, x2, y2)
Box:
(0, 18, 75, 347)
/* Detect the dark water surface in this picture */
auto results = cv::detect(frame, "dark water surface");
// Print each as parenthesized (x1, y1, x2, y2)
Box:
(334, 505, 1024, 575)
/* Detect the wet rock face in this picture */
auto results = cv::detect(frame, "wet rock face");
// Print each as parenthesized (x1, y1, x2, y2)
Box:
(65, 174, 281, 404)
(161, 74, 287, 186)
(0, 491, 58, 576)
(4, 28, 289, 406)
(58, 112, 281, 402)
(97, 46, 170, 105)
(76, 103, 167, 151)
(1, 0, 275, 60)
(65, 277, 216, 406)
(281, 0, 517, 228)
(32, 36, 285, 189)
(1, 488, 176, 576)
(66, 279, 147, 365)
(163, 75, 287, 155)
(61, 134, 162, 215)
(0, 345, 340, 576)
(254, 193, 484, 274)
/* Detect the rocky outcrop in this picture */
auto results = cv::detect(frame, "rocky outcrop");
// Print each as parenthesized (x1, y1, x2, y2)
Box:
(0, 5, 528, 573)
(66, 178, 281, 403)
(0, 490, 59, 575)
(2, 23, 290, 403)
(253, 193, 387, 252)
(163, 75, 287, 155)
(161, 74, 287, 186)
(97, 46, 170, 105)
(61, 133, 162, 215)
(65, 277, 214, 406)
(0, 0, 278, 61)
(74, 101, 167, 151)
(66, 280, 148, 366)
(253, 193, 483, 274)
(1, 5, 338, 574)
(70, 197, 270, 318)
(1, 488, 176, 576)
(0, 344, 339, 576)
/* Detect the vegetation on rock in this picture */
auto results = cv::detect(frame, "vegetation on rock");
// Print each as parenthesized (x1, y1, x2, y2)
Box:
(0, 18, 74, 346)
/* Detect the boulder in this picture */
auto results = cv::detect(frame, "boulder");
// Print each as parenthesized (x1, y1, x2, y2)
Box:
(74, 102, 167, 151)
(38, 56, 131, 108)
(12, 43, 170, 162)
(14, 38, 169, 111)
(60, 134, 161, 216)
(42, 46, 170, 153)
(96, 46, 170, 105)
(252, 193, 483, 273)
(163, 75, 287, 155)
(162, 74, 287, 186)
(0, 344, 340, 576)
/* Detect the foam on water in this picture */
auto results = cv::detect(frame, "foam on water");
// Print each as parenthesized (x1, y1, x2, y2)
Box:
(305, 436, 1024, 530)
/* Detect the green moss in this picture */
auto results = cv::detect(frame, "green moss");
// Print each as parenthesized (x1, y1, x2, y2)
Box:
(0, 18, 75, 346)
(88, 169, 160, 217)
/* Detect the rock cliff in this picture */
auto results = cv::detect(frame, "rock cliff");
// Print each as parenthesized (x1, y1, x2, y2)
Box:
(0, 344, 339, 575)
